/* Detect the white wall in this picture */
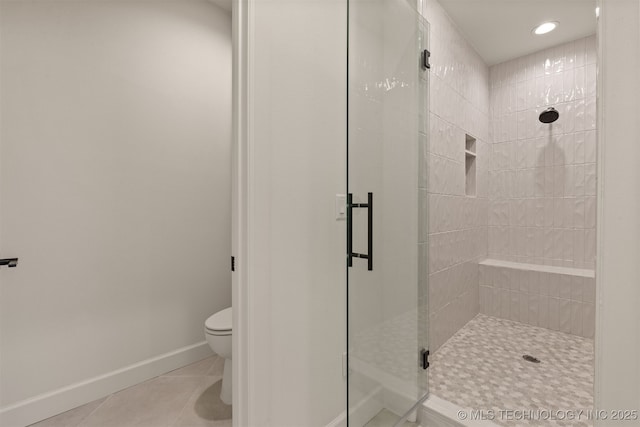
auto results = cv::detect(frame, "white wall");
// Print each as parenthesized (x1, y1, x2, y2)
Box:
(424, 0, 490, 352)
(488, 36, 597, 270)
(595, 0, 640, 424)
(0, 1, 231, 424)
(239, 0, 347, 425)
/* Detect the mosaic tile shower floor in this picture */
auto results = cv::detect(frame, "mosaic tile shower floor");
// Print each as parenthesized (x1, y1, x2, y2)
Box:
(429, 314, 594, 427)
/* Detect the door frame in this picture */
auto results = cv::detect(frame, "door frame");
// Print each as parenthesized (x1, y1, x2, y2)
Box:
(231, 0, 250, 425)
(593, 0, 640, 422)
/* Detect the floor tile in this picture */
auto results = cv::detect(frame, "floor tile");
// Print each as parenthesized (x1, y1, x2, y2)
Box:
(78, 376, 204, 427)
(165, 356, 218, 377)
(205, 358, 225, 377)
(173, 376, 232, 427)
(29, 398, 107, 427)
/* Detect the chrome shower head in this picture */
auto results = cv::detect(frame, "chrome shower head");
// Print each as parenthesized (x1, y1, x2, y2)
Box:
(539, 107, 559, 124)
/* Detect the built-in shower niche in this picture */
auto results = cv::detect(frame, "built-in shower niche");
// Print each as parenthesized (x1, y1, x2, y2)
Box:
(465, 134, 476, 197)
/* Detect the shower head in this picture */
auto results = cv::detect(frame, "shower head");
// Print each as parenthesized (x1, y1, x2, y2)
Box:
(539, 107, 559, 124)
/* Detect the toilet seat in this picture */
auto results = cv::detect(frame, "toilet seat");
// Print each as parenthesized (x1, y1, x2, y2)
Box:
(205, 307, 232, 336)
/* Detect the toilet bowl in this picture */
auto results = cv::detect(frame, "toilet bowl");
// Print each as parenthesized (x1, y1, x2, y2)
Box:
(205, 307, 232, 405)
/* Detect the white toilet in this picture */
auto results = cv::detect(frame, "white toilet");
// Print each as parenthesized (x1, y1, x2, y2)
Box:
(205, 307, 232, 405)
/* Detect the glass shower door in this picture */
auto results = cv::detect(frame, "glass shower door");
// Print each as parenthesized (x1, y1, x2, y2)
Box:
(347, 0, 429, 425)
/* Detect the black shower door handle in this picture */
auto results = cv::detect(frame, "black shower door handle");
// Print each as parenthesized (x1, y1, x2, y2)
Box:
(347, 192, 373, 271)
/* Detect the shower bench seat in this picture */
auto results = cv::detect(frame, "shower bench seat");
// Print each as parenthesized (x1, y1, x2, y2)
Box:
(477, 258, 595, 338)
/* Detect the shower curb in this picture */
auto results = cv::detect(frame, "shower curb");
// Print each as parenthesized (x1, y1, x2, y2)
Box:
(419, 395, 501, 427)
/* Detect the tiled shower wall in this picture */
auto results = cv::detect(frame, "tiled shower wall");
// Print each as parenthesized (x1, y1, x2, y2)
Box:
(423, 5, 597, 352)
(488, 36, 597, 270)
(424, 0, 490, 352)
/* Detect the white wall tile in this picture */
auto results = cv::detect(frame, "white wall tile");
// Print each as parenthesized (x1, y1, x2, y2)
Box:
(563, 69, 575, 102)
(584, 278, 596, 304)
(574, 66, 586, 99)
(427, 0, 490, 352)
(574, 229, 585, 262)
(585, 163, 597, 196)
(571, 276, 584, 301)
(549, 297, 560, 330)
(585, 228, 596, 263)
(529, 293, 539, 326)
(585, 96, 597, 130)
(583, 303, 595, 338)
(564, 40, 576, 70)
(538, 295, 550, 328)
(585, 35, 596, 65)
(574, 131, 586, 163)
(559, 274, 572, 299)
(510, 291, 520, 321)
(559, 298, 572, 333)
(574, 37, 586, 68)
(574, 164, 585, 196)
(571, 301, 583, 336)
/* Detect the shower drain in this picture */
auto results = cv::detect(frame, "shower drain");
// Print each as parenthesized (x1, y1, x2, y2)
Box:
(523, 354, 541, 363)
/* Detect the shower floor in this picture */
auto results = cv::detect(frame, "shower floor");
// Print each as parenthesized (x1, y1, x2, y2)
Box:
(429, 314, 594, 427)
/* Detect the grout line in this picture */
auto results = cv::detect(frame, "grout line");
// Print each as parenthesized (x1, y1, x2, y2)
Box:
(75, 395, 112, 427)
(167, 384, 199, 427)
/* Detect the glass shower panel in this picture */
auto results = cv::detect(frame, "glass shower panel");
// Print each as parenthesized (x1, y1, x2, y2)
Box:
(347, 0, 429, 425)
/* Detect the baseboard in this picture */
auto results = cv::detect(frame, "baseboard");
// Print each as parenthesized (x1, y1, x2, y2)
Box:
(0, 341, 213, 427)
(419, 395, 500, 427)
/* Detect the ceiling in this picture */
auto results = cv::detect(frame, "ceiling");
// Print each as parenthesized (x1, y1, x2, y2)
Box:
(437, 0, 597, 65)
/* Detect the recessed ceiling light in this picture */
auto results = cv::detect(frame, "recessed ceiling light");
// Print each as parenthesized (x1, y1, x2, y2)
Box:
(532, 21, 559, 35)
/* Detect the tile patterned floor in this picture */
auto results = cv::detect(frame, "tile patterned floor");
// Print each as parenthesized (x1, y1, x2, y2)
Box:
(30, 355, 230, 427)
(429, 314, 594, 427)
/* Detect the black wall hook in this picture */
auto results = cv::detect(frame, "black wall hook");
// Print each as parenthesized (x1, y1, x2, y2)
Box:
(422, 49, 431, 70)
(0, 258, 18, 268)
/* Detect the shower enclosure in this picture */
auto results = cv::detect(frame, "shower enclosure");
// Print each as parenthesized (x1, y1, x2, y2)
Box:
(234, 0, 640, 425)
(347, 0, 429, 424)
(232, 0, 431, 424)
